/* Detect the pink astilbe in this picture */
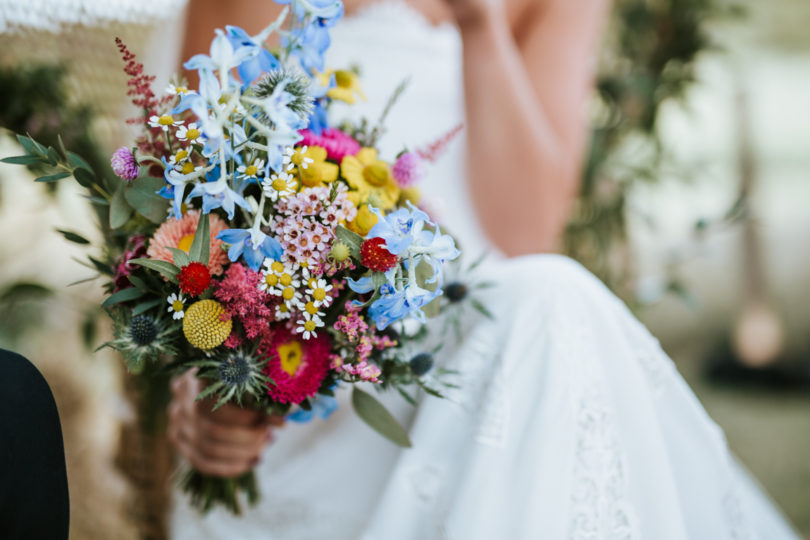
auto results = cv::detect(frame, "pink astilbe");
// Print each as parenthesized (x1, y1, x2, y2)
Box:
(214, 263, 279, 347)
(115, 37, 173, 169)
(417, 123, 464, 163)
(333, 301, 367, 342)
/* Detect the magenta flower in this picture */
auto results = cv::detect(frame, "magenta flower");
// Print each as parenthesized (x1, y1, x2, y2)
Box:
(297, 128, 360, 162)
(392, 152, 425, 187)
(110, 146, 139, 181)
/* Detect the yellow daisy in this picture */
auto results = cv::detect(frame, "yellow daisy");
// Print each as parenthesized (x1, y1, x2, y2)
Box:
(340, 148, 400, 210)
(297, 146, 339, 187)
(318, 69, 366, 104)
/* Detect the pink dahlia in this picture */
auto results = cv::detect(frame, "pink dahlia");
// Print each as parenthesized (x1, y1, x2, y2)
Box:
(298, 128, 360, 162)
(261, 326, 331, 404)
(146, 210, 229, 275)
(110, 146, 139, 181)
(392, 152, 425, 187)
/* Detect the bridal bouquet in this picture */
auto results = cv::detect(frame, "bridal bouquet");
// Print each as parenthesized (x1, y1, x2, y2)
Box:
(3, 0, 465, 514)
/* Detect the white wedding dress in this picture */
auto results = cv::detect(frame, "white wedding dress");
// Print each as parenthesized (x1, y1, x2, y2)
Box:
(171, 3, 799, 538)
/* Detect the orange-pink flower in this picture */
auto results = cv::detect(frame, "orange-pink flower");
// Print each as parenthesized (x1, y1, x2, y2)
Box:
(146, 210, 230, 275)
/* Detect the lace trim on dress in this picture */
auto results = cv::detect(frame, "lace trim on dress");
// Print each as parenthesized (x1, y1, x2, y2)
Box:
(564, 304, 640, 540)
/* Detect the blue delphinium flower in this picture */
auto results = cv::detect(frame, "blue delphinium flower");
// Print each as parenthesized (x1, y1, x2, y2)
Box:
(287, 393, 338, 423)
(224, 26, 281, 88)
(217, 228, 283, 271)
(275, 0, 344, 73)
(366, 203, 430, 254)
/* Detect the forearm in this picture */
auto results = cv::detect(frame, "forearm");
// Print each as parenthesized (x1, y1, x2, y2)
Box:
(459, 11, 587, 256)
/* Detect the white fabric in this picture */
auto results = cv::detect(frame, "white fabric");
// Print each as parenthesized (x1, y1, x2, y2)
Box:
(170, 3, 799, 538)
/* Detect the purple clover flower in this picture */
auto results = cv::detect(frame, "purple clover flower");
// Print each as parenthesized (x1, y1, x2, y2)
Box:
(392, 152, 425, 187)
(110, 146, 139, 181)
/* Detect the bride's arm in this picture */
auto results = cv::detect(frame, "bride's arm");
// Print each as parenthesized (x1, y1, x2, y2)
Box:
(449, 0, 611, 256)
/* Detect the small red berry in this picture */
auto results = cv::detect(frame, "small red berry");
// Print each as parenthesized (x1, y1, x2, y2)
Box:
(360, 237, 398, 272)
(178, 262, 211, 296)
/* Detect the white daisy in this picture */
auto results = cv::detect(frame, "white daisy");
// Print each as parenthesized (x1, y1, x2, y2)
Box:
(295, 312, 324, 340)
(258, 259, 286, 293)
(305, 278, 334, 308)
(274, 302, 292, 320)
(166, 83, 194, 96)
(166, 292, 186, 320)
(168, 148, 191, 166)
(147, 114, 184, 132)
(283, 146, 314, 172)
(237, 158, 266, 181)
(176, 122, 202, 143)
(262, 171, 298, 201)
(297, 300, 325, 320)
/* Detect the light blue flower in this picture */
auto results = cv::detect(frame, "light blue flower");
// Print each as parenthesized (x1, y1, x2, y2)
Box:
(188, 173, 251, 221)
(366, 203, 431, 255)
(414, 227, 461, 284)
(184, 29, 259, 74)
(286, 393, 338, 423)
(225, 26, 281, 88)
(217, 228, 283, 271)
(275, 0, 343, 20)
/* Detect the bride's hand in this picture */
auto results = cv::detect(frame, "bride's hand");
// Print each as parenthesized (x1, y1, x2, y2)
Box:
(167, 370, 284, 478)
(440, 0, 505, 27)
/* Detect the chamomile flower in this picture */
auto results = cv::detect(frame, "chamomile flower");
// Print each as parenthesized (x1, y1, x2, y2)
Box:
(176, 122, 202, 143)
(305, 278, 333, 308)
(296, 311, 324, 340)
(297, 300, 325, 320)
(279, 285, 302, 308)
(148, 114, 184, 132)
(237, 159, 266, 182)
(262, 171, 298, 201)
(166, 83, 194, 96)
(168, 148, 191, 167)
(274, 302, 292, 320)
(259, 259, 286, 292)
(283, 146, 314, 172)
(167, 292, 186, 320)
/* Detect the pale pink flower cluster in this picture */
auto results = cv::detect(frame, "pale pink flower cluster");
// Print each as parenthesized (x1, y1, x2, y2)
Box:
(331, 356, 382, 384)
(271, 185, 357, 268)
(334, 301, 367, 342)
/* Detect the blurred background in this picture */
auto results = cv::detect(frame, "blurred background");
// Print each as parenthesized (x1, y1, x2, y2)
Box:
(0, 0, 809, 537)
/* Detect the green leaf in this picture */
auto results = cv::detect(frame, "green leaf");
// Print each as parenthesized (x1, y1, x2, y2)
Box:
(127, 274, 150, 292)
(189, 212, 210, 264)
(469, 298, 494, 319)
(335, 225, 363, 259)
(124, 177, 169, 224)
(109, 182, 133, 229)
(1, 155, 41, 165)
(415, 258, 438, 292)
(130, 258, 180, 282)
(167, 247, 190, 267)
(55, 229, 90, 245)
(15, 134, 37, 155)
(132, 299, 163, 316)
(101, 287, 145, 307)
(351, 387, 412, 447)
(0, 281, 52, 303)
(35, 171, 71, 183)
(46, 147, 60, 165)
(73, 167, 96, 189)
(88, 256, 114, 276)
(67, 152, 93, 172)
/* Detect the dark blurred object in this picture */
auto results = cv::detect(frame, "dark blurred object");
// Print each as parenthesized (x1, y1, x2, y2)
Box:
(0, 349, 70, 539)
(0, 281, 54, 344)
(565, 0, 740, 301)
(0, 63, 110, 181)
(706, 338, 810, 392)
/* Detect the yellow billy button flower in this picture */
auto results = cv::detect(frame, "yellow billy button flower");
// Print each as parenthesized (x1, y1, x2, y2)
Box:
(341, 148, 400, 210)
(348, 203, 379, 236)
(183, 299, 232, 350)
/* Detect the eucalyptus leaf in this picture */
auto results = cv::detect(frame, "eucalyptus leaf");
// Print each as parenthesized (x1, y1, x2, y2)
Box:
(167, 247, 190, 267)
(35, 172, 71, 183)
(46, 147, 60, 165)
(189, 212, 210, 264)
(351, 387, 412, 447)
(1, 155, 41, 165)
(124, 177, 169, 224)
(68, 151, 93, 172)
(15, 135, 37, 155)
(130, 258, 180, 282)
(101, 287, 145, 307)
(127, 274, 150, 292)
(55, 229, 90, 245)
(73, 167, 96, 189)
(88, 256, 114, 276)
(110, 182, 133, 229)
(132, 299, 163, 316)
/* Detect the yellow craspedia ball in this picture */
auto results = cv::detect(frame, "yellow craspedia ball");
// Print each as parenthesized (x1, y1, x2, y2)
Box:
(183, 299, 232, 350)
(400, 186, 422, 205)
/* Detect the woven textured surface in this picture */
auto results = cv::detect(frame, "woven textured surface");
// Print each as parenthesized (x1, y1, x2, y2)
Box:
(0, 0, 189, 146)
